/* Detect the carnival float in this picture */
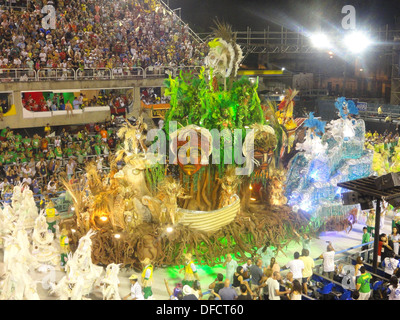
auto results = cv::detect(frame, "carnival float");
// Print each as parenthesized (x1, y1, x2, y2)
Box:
(0, 23, 374, 280)
(61, 22, 314, 269)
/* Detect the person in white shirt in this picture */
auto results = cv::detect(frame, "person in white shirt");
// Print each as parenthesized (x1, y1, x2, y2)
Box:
(123, 274, 144, 300)
(318, 242, 336, 279)
(284, 252, 305, 282)
(266, 271, 290, 300)
(390, 227, 400, 256)
(381, 251, 400, 276)
(387, 276, 400, 300)
(22, 174, 32, 187)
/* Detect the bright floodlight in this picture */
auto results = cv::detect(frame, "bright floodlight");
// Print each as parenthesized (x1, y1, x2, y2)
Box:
(343, 31, 372, 54)
(310, 33, 330, 49)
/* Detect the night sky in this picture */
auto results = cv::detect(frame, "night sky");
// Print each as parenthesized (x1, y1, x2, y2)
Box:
(167, 0, 400, 33)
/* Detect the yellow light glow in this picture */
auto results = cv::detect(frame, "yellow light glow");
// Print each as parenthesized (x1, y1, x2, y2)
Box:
(249, 185, 253, 190)
(250, 197, 256, 201)
(100, 216, 108, 222)
(114, 234, 121, 239)
(166, 227, 173, 233)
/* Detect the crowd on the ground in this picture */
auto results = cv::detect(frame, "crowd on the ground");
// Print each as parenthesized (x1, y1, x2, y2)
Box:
(0, 121, 120, 200)
(22, 90, 130, 114)
(0, 0, 208, 72)
(153, 232, 399, 301)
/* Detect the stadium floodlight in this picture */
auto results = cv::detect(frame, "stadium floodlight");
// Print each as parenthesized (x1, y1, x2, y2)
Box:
(343, 31, 372, 54)
(310, 33, 331, 49)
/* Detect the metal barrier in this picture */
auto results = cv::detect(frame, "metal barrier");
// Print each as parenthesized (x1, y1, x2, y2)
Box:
(0, 68, 36, 82)
(37, 68, 75, 81)
(144, 66, 174, 79)
(76, 68, 112, 80)
(111, 67, 145, 79)
(0, 66, 206, 82)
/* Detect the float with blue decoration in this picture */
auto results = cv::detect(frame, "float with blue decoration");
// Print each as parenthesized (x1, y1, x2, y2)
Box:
(285, 97, 373, 232)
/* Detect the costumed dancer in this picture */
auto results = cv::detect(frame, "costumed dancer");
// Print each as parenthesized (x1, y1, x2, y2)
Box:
(180, 253, 200, 287)
(141, 257, 154, 300)
(45, 200, 59, 233)
(101, 263, 122, 300)
(60, 227, 71, 269)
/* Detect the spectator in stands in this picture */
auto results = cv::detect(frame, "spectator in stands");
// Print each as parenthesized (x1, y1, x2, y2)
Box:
(284, 252, 304, 283)
(361, 226, 371, 263)
(381, 250, 400, 278)
(318, 241, 336, 280)
(249, 258, 263, 298)
(208, 273, 224, 295)
(379, 233, 393, 266)
(266, 271, 290, 300)
(289, 279, 302, 300)
(232, 266, 254, 297)
(259, 268, 272, 300)
(390, 226, 400, 256)
(387, 275, 400, 300)
(218, 279, 237, 300)
(354, 256, 364, 282)
(266, 257, 281, 274)
(299, 248, 314, 295)
(356, 266, 372, 300)
(237, 283, 253, 300)
(65, 99, 73, 116)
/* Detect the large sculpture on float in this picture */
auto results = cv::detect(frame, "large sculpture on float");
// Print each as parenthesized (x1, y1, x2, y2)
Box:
(63, 22, 310, 268)
(285, 97, 373, 232)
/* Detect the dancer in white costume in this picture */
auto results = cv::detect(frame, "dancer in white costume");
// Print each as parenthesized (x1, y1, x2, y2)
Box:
(0, 224, 40, 300)
(31, 210, 60, 269)
(49, 229, 103, 299)
(101, 263, 122, 300)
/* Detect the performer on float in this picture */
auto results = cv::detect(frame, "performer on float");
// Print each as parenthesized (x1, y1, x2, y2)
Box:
(180, 253, 200, 287)
(141, 257, 154, 300)
(45, 200, 59, 233)
(295, 112, 326, 158)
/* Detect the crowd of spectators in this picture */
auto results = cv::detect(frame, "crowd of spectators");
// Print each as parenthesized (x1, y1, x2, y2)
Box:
(140, 87, 170, 105)
(0, 0, 208, 72)
(22, 90, 131, 114)
(0, 121, 120, 201)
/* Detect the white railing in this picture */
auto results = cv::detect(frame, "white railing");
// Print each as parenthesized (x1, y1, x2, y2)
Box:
(37, 68, 75, 81)
(0, 68, 36, 82)
(144, 66, 175, 78)
(76, 68, 112, 80)
(0, 66, 206, 82)
(111, 67, 144, 79)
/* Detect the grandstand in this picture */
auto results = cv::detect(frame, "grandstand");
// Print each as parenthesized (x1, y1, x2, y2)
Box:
(0, 0, 208, 128)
